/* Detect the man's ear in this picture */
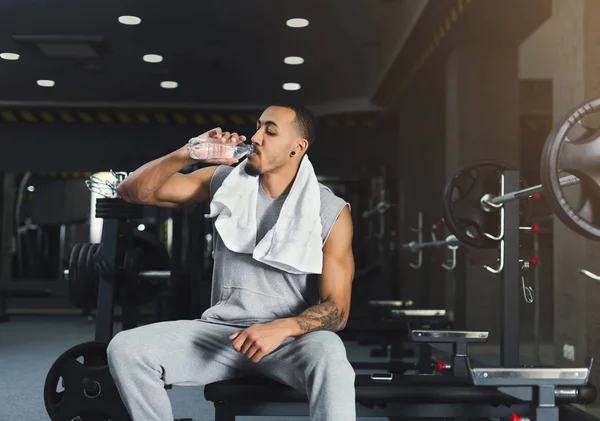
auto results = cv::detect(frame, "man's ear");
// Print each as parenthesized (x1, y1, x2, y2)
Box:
(293, 138, 309, 156)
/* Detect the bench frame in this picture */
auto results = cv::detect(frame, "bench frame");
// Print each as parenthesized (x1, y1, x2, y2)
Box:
(212, 401, 531, 420)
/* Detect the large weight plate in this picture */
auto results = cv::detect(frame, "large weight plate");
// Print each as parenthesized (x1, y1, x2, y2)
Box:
(442, 161, 530, 249)
(76, 244, 91, 308)
(123, 231, 171, 305)
(68, 243, 101, 309)
(123, 248, 159, 306)
(541, 99, 600, 241)
(68, 244, 84, 308)
(44, 341, 130, 421)
(85, 244, 101, 309)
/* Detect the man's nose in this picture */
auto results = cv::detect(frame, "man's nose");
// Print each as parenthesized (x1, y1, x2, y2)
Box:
(251, 134, 263, 145)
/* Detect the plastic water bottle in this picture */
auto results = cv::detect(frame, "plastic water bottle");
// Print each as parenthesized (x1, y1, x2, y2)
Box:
(188, 136, 253, 160)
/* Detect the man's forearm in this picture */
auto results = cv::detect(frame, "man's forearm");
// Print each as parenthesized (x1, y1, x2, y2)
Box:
(118, 150, 192, 201)
(278, 299, 348, 338)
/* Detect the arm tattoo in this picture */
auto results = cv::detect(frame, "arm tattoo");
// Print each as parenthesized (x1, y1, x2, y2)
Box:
(296, 300, 346, 333)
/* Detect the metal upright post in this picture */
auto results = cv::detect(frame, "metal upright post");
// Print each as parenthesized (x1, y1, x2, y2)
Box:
(454, 247, 467, 330)
(533, 229, 541, 365)
(501, 170, 521, 367)
(95, 218, 134, 342)
(94, 219, 120, 343)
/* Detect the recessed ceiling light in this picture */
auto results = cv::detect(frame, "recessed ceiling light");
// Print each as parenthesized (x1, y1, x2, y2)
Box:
(143, 54, 163, 63)
(286, 18, 309, 28)
(284, 56, 304, 65)
(118, 15, 142, 25)
(283, 82, 301, 91)
(160, 81, 178, 89)
(0, 53, 20, 61)
(37, 79, 55, 88)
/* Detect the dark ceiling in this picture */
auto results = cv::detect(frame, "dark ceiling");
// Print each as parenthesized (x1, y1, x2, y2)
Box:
(0, 0, 426, 115)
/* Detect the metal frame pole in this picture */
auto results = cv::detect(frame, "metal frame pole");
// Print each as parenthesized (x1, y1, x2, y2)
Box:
(454, 247, 467, 330)
(501, 170, 521, 367)
(94, 219, 120, 343)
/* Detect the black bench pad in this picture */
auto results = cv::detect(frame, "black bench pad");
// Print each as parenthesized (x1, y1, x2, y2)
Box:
(204, 374, 596, 405)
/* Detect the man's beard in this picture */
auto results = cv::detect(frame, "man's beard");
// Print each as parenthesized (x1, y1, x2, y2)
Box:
(244, 162, 261, 177)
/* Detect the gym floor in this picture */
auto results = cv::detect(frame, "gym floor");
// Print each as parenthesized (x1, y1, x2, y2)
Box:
(4, 315, 592, 421)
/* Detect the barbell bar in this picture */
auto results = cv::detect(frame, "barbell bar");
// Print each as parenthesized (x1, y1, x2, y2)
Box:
(403, 234, 459, 252)
(443, 97, 600, 247)
(486, 174, 580, 207)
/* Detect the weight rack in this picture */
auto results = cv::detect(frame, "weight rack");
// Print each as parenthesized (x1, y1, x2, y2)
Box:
(404, 214, 468, 330)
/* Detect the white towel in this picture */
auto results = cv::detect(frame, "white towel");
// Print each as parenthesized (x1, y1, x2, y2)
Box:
(205, 156, 323, 274)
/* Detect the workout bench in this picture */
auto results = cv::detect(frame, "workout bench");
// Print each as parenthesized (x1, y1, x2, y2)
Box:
(204, 330, 597, 421)
(204, 371, 597, 421)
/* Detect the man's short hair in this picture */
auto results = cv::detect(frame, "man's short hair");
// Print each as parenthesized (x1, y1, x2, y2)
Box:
(273, 104, 316, 146)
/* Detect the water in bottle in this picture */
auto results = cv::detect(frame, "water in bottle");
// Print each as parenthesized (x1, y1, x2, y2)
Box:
(188, 136, 253, 160)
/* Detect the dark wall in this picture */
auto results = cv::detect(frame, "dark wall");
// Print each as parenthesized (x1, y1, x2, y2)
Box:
(395, 103, 447, 306)
(0, 119, 397, 177)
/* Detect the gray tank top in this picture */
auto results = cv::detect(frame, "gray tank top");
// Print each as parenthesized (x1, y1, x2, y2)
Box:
(200, 165, 349, 327)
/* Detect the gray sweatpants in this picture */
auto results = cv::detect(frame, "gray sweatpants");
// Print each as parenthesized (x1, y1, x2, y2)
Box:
(107, 319, 356, 421)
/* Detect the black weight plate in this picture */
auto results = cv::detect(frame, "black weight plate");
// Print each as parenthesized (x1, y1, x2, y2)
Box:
(442, 161, 530, 249)
(68, 244, 84, 308)
(83, 244, 101, 309)
(91, 243, 102, 308)
(134, 231, 171, 270)
(132, 231, 171, 304)
(83, 244, 94, 309)
(77, 244, 92, 309)
(123, 248, 158, 306)
(74, 244, 91, 308)
(44, 341, 130, 421)
(541, 98, 600, 241)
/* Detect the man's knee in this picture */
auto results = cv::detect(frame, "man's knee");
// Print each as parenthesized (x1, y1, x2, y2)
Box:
(304, 332, 350, 366)
(305, 331, 345, 352)
(107, 330, 139, 372)
(299, 332, 354, 387)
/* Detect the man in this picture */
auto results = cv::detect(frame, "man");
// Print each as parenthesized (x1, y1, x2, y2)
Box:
(108, 104, 356, 421)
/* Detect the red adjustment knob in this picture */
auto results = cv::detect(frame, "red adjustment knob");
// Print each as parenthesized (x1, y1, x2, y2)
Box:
(437, 221, 443, 228)
(531, 193, 542, 200)
(436, 361, 447, 372)
(531, 223, 541, 233)
(469, 257, 477, 265)
(433, 258, 441, 265)
(529, 256, 539, 266)
(511, 414, 521, 421)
